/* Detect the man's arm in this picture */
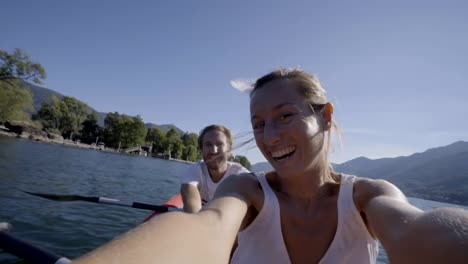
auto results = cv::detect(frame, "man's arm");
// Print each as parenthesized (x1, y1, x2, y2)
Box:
(180, 163, 203, 213)
(180, 183, 202, 213)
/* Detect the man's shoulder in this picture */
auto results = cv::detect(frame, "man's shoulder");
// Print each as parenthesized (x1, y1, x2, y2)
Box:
(182, 161, 204, 178)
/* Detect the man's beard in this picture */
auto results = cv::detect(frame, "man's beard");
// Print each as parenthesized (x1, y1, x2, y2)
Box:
(205, 153, 227, 170)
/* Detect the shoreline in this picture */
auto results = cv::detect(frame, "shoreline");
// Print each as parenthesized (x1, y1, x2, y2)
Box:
(0, 129, 193, 165)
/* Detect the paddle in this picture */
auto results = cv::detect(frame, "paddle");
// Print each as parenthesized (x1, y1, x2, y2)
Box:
(21, 190, 181, 212)
(0, 222, 71, 264)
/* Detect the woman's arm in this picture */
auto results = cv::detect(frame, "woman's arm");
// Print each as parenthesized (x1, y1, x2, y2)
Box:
(355, 179, 468, 264)
(73, 175, 256, 264)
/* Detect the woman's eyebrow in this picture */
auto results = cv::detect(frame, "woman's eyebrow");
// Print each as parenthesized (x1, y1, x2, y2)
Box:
(275, 103, 298, 111)
(250, 103, 296, 121)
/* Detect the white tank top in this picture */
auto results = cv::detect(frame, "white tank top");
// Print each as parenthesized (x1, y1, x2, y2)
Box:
(231, 173, 379, 264)
(198, 162, 249, 202)
(183, 161, 249, 203)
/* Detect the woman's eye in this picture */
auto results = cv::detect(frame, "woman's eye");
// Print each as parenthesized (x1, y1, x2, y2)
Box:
(252, 122, 264, 130)
(279, 113, 294, 121)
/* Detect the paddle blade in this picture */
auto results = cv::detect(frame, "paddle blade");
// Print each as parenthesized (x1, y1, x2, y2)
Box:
(21, 190, 98, 203)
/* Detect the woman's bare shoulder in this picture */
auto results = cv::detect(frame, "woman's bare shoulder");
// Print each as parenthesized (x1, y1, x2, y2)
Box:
(353, 177, 408, 211)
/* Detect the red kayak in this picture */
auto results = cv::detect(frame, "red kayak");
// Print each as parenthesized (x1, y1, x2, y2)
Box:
(143, 194, 183, 222)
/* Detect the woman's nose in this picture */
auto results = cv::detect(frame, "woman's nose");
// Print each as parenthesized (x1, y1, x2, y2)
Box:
(263, 122, 280, 146)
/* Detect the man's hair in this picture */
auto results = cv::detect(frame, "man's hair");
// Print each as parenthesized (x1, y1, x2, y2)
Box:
(198, 124, 233, 150)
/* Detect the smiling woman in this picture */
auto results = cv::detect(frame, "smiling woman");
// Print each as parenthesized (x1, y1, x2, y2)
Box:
(231, 69, 381, 263)
(73, 69, 468, 264)
(249, 70, 338, 183)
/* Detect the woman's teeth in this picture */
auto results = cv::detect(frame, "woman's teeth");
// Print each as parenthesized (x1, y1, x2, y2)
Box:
(271, 147, 295, 160)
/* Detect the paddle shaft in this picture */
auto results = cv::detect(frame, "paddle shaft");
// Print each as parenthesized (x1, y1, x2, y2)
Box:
(97, 197, 179, 212)
(22, 190, 181, 212)
(0, 230, 71, 264)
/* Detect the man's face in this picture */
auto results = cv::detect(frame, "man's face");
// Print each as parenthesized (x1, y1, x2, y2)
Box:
(201, 130, 230, 170)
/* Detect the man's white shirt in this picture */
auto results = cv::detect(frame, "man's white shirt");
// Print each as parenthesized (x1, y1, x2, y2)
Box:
(182, 161, 250, 203)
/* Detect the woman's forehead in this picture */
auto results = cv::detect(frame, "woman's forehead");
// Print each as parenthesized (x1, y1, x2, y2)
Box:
(250, 80, 304, 112)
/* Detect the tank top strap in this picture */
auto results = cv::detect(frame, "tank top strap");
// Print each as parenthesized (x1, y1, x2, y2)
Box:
(319, 174, 379, 264)
(256, 172, 275, 196)
(337, 174, 361, 226)
(252, 172, 278, 219)
(232, 172, 290, 264)
(339, 174, 357, 204)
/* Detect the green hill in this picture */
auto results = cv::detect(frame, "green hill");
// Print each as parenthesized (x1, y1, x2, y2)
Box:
(23, 81, 185, 133)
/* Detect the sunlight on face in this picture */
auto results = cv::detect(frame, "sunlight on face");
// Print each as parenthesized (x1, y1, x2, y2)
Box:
(250, 80, 324, 175)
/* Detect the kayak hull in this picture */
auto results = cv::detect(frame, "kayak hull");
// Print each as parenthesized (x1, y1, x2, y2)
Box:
(143, 194, 183, 222)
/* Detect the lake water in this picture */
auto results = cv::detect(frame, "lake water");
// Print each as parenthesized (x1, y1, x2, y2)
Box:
(0, 137, 466, 263)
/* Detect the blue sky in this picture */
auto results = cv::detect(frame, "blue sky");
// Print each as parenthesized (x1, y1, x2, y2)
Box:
(3, 0, 468, 164)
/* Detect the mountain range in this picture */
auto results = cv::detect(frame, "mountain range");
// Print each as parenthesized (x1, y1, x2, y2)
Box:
(252, 141, 468, 206)
(24, 82, 184, 134)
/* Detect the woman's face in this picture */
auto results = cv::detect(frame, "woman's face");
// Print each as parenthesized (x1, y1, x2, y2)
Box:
(250, 79, 324, 176)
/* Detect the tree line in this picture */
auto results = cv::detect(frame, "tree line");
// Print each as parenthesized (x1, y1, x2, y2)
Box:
(0, 48, 252, 169)
(0, 48, 43, 123)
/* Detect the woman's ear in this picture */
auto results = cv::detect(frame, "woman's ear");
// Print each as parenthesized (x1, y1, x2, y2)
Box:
(322, 103, 334, 131)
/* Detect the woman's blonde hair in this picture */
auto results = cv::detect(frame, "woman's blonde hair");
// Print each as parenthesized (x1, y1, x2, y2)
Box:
(250, 68, 340, 182)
